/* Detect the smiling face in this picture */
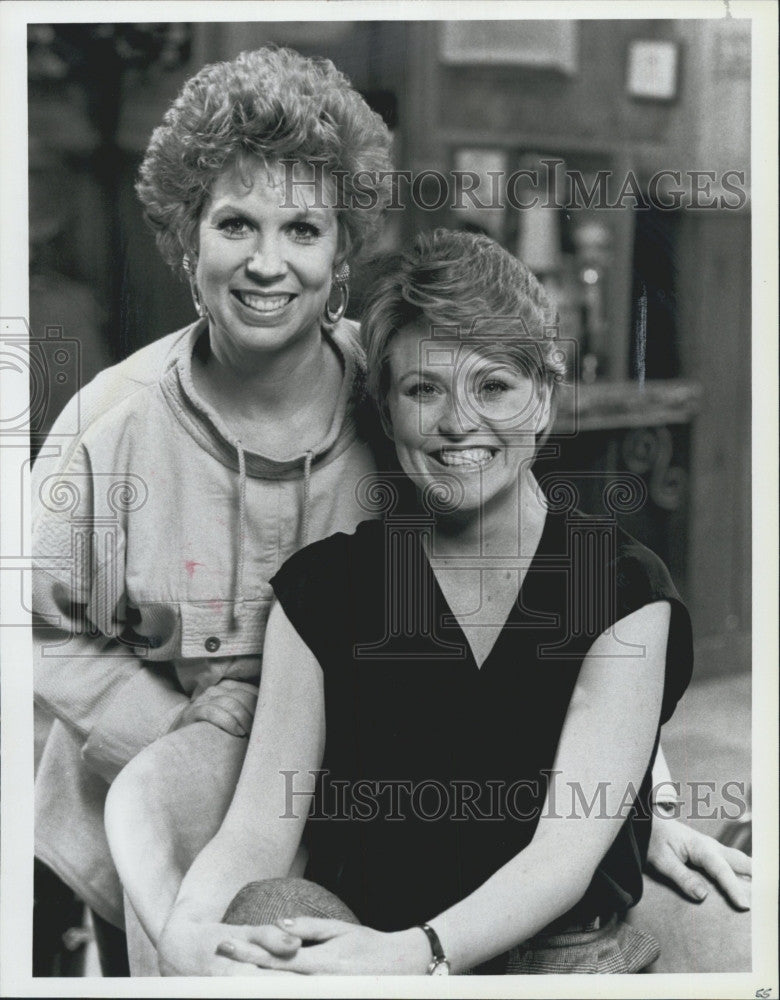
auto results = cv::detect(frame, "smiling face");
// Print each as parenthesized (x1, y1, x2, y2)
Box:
(195, 157, 341, 369)
(386, 322, 551, 519)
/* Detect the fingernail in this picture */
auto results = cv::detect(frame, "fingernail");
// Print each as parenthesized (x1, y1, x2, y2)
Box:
(280, 917, 295, 928)
(216, 941, 235, 957)
(693, 886, 708, 900)
(282, 933, 298, 946)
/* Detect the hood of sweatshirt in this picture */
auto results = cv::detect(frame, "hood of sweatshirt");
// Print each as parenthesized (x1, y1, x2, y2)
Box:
(159, 317, 370, 608)
(160, 317, 366, 479)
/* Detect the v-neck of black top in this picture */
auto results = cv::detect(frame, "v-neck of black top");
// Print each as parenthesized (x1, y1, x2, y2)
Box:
(271, 505, 692, 936)
(420, 506, 565, 676)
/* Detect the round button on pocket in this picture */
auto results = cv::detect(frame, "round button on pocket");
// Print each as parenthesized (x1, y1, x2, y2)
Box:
(204, 636, 221, 653)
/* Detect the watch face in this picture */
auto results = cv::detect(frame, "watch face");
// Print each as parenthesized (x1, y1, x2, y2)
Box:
(430, 960, 451, 976)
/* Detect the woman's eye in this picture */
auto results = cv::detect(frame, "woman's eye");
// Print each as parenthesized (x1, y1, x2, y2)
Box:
(405, 381, 440, 400)
(218, 217, 249, 236)
(477, 379, 509, 398)
(290, 221, 321, 241)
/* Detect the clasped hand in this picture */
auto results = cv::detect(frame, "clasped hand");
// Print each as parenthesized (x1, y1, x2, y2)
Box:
(214, 918, 430, 975)
(159, 916, 429, 976)
(169, 677, 259, 738)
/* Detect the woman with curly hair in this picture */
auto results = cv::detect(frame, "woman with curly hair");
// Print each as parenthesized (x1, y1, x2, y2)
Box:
(32, 45, 392, 972)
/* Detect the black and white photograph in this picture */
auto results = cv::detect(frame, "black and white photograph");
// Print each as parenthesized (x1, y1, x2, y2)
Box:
(0, 2, 777, 996)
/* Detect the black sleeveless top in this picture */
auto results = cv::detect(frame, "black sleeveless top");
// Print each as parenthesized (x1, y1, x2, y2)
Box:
(270, 509, 693, 934)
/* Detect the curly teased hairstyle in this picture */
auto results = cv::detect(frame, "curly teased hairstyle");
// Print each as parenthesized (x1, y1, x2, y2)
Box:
(136, 46, 394, 276)
(362, 228, 566, 440)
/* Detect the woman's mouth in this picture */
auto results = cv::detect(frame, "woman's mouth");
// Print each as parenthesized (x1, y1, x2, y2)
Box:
(233, 291, 295, 315)
(434, 447, 497, 469)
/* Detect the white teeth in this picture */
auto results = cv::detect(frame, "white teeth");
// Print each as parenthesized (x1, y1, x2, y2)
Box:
(438, 448, 494, 468)
(237, 292, 292, 312)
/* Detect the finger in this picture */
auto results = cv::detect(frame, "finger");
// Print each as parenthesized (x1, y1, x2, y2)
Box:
(692, 851, 751, 910)
(215, 680, 260, 697)
(215, 954, 294, 976)
(657, 849, 711, 901)
(204, 689, 258, 717)
(275, 916, 352, 941)
(216, 939, 301, 969)
(199, 685, 257, 708)
(241, 925, 302, 957)
(234, 693, 260, 715)
(225, 691, 257, 718)
(196, 682, 257, 705)
(205, 694, 256, 733)
(190, 703, 248, 737)
(212, 692, 259, 714)
(230, 707, 255, 735)
(686, 836, 752, 882)
(689, 835, 754, 879)
(211, 952, 262, 975)
(720, 845, 752, 877)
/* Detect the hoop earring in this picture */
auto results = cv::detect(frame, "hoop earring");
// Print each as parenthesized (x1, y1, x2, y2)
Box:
(189, 279, 207, 319)
(183, 254, 207, 319)
(323, 262, 350, 328)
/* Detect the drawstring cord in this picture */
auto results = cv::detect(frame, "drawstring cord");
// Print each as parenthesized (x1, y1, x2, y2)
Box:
(301, 450, 314, 547)
(234, 440, 247, 622)
(232, 444, 313, 623)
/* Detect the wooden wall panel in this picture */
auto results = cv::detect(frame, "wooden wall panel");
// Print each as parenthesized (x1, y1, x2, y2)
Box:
(678, 211, 751, 644)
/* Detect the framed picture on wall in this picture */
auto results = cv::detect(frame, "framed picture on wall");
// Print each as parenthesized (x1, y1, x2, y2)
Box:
(626, 39, 680, 101)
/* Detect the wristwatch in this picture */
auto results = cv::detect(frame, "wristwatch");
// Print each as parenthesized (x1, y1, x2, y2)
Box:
(419, 923, 450, 975)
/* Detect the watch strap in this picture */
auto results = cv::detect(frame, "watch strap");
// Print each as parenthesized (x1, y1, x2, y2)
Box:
(419, 923, 446, 963)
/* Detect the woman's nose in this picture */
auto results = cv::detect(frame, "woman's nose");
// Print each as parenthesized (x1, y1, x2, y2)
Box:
(245, 236, 286, 280)
(436, 392, 478, 437)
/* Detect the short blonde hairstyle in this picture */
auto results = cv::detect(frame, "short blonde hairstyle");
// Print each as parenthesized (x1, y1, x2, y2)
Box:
(361, 229, 565, 438)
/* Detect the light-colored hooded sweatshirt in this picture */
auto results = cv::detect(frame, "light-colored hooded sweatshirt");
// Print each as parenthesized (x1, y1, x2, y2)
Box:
(32, 317, 381, 927)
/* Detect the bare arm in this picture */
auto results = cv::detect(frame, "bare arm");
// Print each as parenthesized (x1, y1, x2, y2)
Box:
(426, 600, 670, 971)
(157, 600, 324, 974)
(219, 600, 671, 975)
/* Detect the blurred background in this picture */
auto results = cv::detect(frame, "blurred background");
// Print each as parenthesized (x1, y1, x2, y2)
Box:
(27, 17, 751, 973)
(27, 17, 751, 670)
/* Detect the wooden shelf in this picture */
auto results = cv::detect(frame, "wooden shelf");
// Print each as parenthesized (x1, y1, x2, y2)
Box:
(553, 379, 702, 434)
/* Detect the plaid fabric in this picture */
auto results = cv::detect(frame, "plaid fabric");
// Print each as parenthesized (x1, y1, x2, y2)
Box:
(222, 879, 659, 975)
(501, 914, 660, 974)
